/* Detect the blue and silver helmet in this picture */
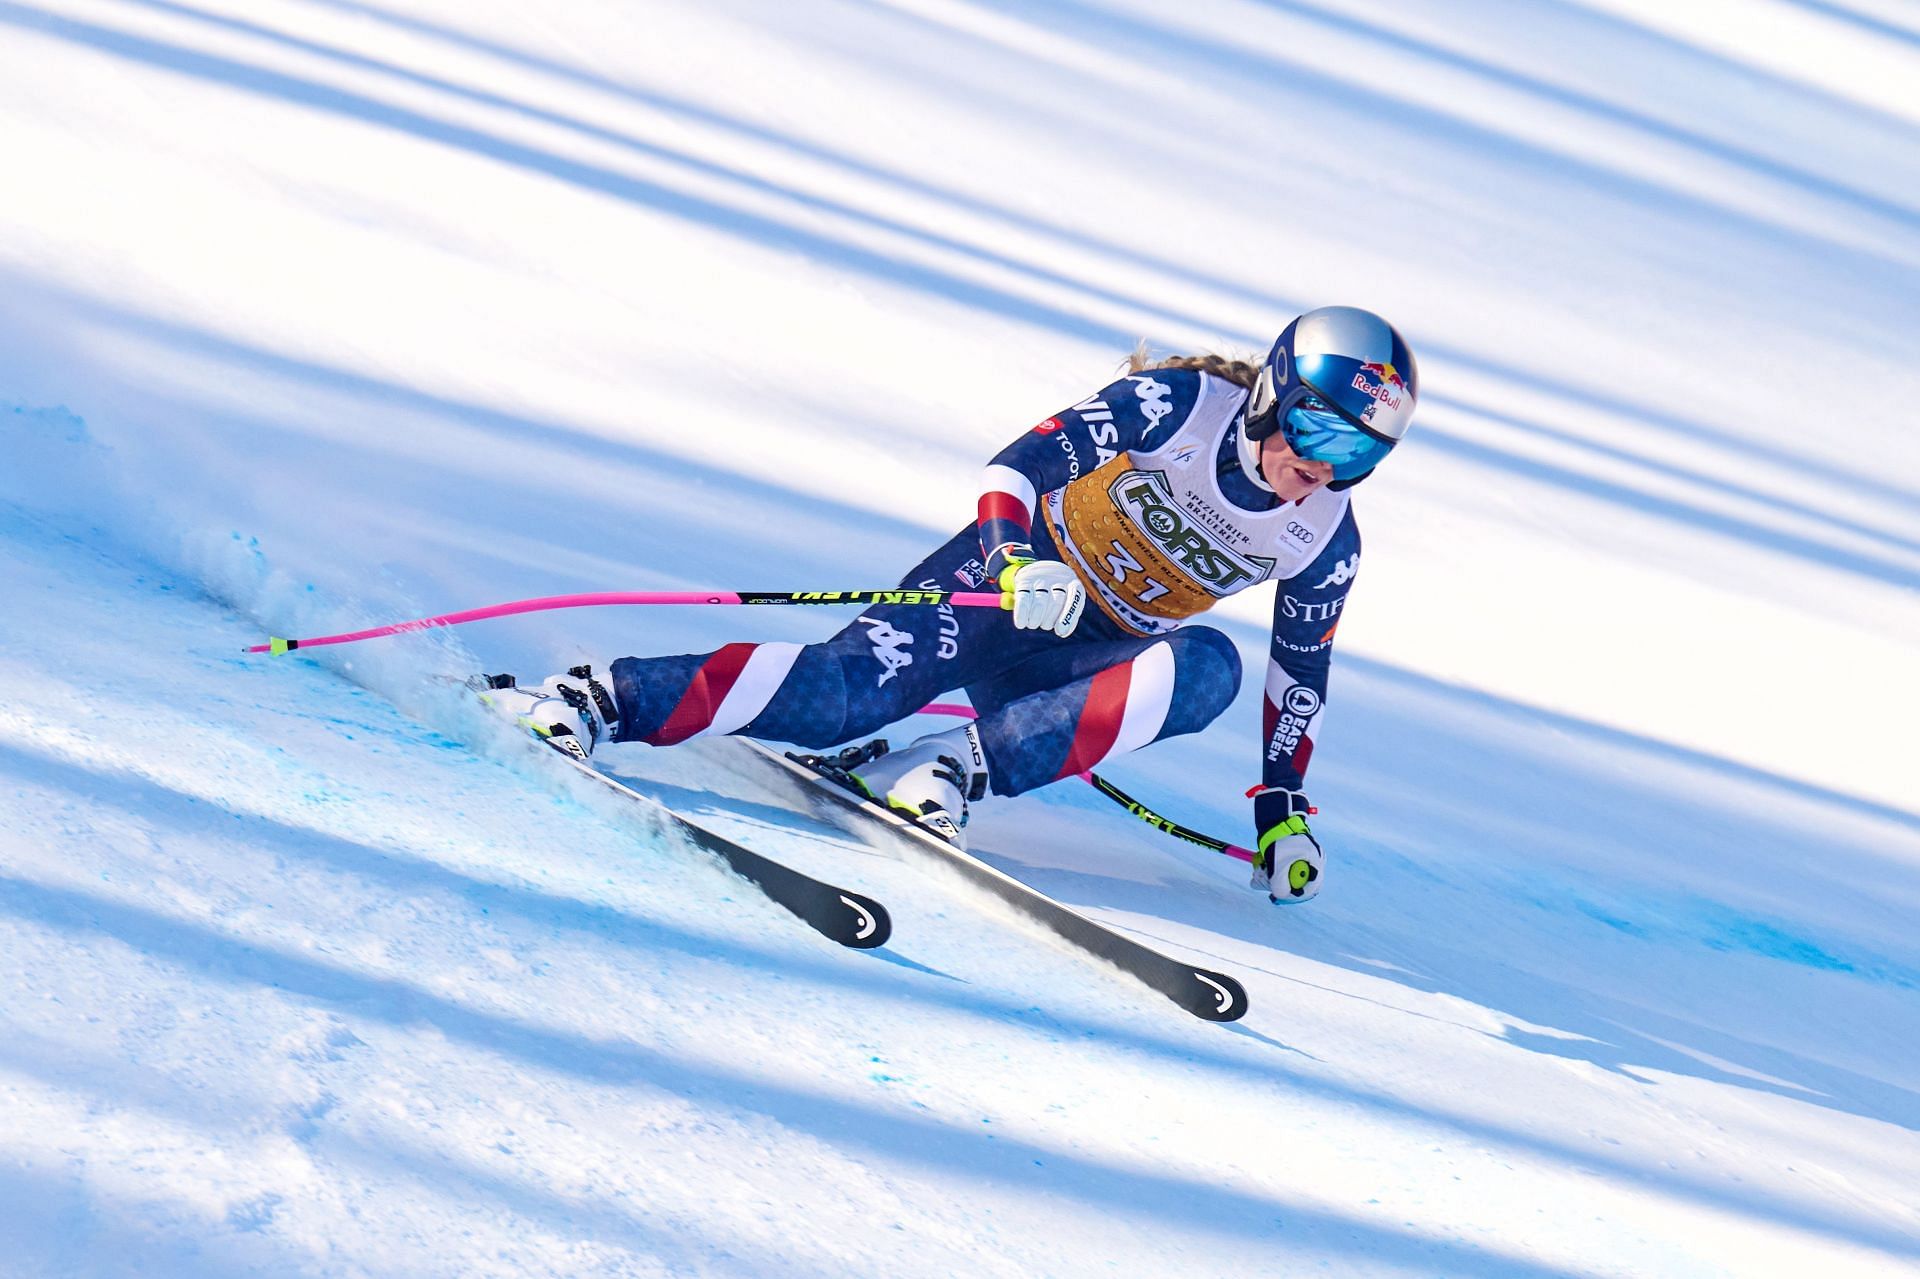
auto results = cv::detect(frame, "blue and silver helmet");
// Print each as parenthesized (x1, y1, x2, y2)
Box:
(1244, 306, 1419, 486)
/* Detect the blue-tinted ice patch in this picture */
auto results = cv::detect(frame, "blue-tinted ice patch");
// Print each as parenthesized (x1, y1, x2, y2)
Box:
(1571, 898, 1651, 938)
(3, 401, 90, 445)
(1510, 848, 1915, 985)
(1556, 882, 1917, 987)
(1699, 913, 1854, 974)
(1680, 902, 1920, 986)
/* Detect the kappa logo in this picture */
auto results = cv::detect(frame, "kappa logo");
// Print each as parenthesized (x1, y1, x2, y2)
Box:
(1128, 375, 1174, 427)
(856, 615, 914, 687)
(1314, 553, 1359, 589)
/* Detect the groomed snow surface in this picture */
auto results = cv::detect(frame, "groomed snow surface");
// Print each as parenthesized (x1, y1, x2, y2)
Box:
(2, 2, 1917, 1275)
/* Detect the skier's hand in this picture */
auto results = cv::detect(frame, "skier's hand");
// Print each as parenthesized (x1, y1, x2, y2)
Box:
(999, 557, 1086, 638)
(1252, 787, 1322, 904)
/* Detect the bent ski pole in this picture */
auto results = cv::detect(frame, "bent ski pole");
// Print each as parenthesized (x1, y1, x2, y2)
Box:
(244, 588, 1007, 654)
(917, 703, 1256, 864)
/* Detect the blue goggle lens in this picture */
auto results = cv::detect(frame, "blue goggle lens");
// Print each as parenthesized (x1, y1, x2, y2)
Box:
(1281, 399, 1395, 481)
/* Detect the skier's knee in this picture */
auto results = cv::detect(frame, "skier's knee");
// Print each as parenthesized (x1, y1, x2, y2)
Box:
(772, 643, 913, 747)
(1165, 627, 1240, 732)
(716, 642, 852, 749)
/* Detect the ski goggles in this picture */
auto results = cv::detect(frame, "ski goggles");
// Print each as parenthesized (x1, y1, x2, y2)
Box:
(1280, 395, 1397, 482)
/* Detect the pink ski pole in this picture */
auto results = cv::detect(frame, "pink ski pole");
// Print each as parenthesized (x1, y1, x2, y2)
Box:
(245, 588, 1006, 654)
(248, 595, 1256, 863)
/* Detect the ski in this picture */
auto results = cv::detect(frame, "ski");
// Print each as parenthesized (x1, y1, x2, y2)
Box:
(563, 754, 891, 949)
(740, 740, 1247, 1022)
(458, 673, 889, 949)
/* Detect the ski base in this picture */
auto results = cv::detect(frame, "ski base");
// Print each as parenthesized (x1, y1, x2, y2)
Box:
(743, 741, 1247, 1022)
(565, 754, 891, 950)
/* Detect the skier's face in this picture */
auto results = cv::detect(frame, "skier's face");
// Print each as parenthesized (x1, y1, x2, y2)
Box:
(1259, 432, 1334, 501)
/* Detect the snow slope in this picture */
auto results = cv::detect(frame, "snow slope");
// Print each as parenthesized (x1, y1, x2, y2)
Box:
(2, 1, 1918, 1274)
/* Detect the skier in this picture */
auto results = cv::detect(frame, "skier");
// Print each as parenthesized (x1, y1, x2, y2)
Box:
(485, 306, 1418, 904)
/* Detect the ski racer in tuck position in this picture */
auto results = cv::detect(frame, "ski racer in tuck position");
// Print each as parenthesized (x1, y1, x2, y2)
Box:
(487, 306, 1419, 904)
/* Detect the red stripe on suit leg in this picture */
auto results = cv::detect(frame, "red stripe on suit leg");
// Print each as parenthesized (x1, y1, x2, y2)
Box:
(648, 643, 757, 746)
(1057, 662, 1133, 779)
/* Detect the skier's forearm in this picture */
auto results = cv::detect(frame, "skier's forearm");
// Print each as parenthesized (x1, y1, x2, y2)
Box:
(1261, 653, 1328, 791)
(1264, 545, 1355, 789)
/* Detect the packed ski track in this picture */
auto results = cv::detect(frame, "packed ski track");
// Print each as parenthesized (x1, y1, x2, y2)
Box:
(3, 1, 1919, 1276)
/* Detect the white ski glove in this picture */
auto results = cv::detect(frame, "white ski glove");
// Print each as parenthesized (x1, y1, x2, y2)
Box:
(999, 556, 1086, 638)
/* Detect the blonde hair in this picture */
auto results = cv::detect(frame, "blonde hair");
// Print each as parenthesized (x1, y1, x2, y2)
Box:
(1126, 341, 1260, 390)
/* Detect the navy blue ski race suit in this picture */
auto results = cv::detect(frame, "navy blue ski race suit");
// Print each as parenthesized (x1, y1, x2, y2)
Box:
(607, 367, 1363, 799)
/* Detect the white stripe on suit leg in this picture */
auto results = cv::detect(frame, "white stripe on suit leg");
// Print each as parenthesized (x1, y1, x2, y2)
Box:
(1108, 641, 1176, 759)
(705, 642, 805, 737)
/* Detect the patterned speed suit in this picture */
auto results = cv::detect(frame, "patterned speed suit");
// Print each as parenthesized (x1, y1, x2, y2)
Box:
(606, 368, 1363, 798)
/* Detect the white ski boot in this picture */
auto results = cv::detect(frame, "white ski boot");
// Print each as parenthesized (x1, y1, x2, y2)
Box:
(846, 723, 990, 846)
(470, 663, 622, 762)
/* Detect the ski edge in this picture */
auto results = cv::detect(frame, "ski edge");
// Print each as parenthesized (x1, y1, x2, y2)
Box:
(566, 755, 892, 950)
(741, 742, 1247, 1021)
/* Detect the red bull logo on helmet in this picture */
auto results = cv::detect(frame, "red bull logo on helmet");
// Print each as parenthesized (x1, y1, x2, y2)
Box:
(1352, 361, 1406, 411)
(1361, 361, 1407, 391)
